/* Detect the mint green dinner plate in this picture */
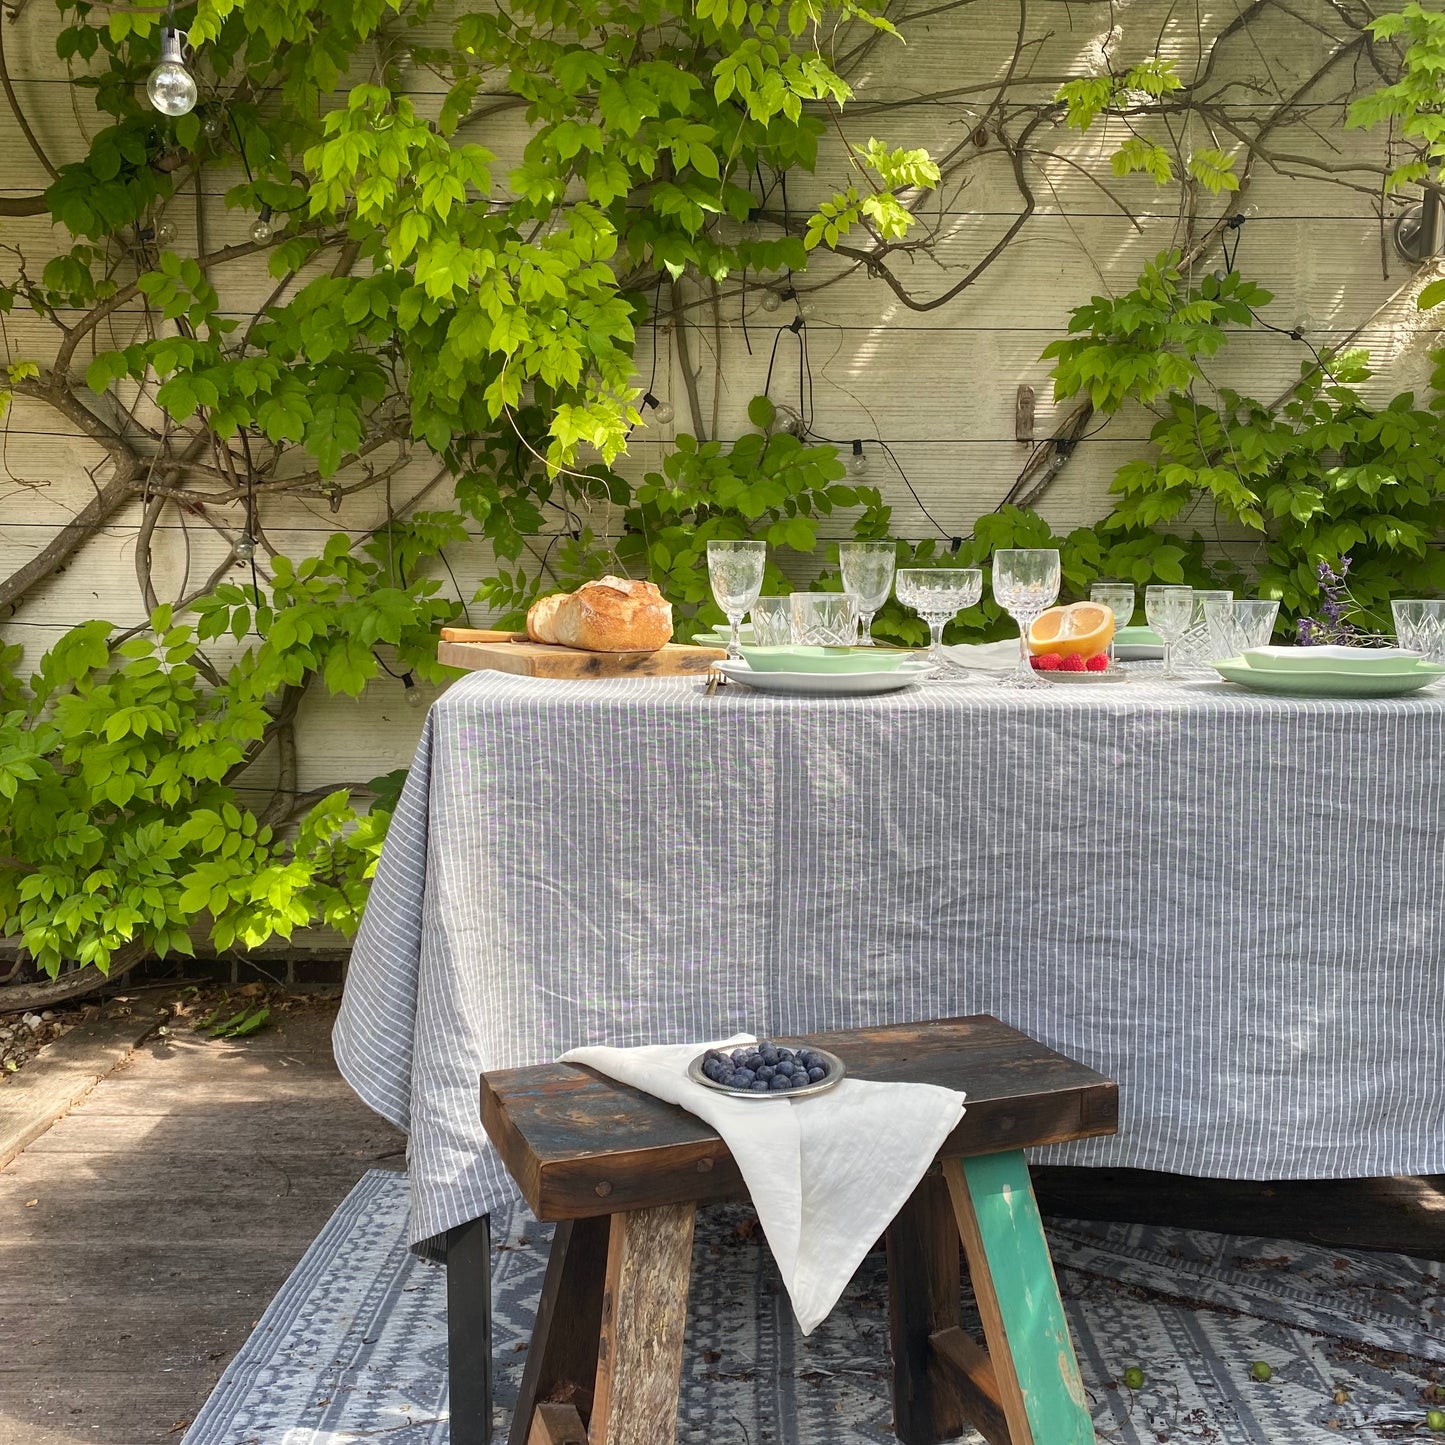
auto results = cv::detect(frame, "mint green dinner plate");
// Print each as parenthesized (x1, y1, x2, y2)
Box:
(1114, 624, 1162, 661)
(1241, 645, 1424, 675)
(739, 645, 912, 674)
(1211, 656, 1445, 697)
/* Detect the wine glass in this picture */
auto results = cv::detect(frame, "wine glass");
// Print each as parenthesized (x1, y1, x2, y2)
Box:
(838, 541, 897, 646)
(706, 540, 766, 659)
(992, 549, 1061, 688)
(1090, 582, 1135, 669)
(894, 568, 982, 672)
(1145, 585, 1194, 679)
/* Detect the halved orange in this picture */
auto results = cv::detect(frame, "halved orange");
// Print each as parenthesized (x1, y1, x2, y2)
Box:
(1026, 601, 1115, 658)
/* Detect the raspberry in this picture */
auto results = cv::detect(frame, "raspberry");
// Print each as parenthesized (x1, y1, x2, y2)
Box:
(1084, 653, 1110, 672)
(1059, 654, 1087, 672)
(1031, 653, 1064, 671)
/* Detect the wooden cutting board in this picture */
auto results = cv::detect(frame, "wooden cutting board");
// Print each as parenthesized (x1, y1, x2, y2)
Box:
(437, 628, 726, 679)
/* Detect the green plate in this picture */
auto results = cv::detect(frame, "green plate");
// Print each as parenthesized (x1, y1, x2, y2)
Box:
(1211, 656, 1445, 697)
(1241, 645, 1425, 675)
(1114, 624, 1163, 660)
(692, 625, 755, 647)
(740, 645, 912, 674)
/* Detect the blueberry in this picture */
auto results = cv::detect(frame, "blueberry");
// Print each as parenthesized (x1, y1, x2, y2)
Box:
(807, 1066, 827, 1082)
(703, 1060, 722, 1081)
(769, 1074, 791, 1090)
(777, 1047, 795, 1061)
(745, 1053, 763, 1069)
(776, 1060, 795, 1077)
(759, 1046, 779, 1066)
(731, 1048, 748, 1064)
(735, 1067, 758, 1084)
(705, 1049, 724, 1062)
(750, 1080, 770, 1092)
(757, 1065, 775, 1081)
(788, 1072, 811, 1087)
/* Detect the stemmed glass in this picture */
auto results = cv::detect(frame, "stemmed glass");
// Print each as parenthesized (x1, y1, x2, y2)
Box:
(706, 540, 766, 659)
(895, 568, 982, 673)
(1145, 585, 1194, 679)
(1090, 582, 1135, 669)
(838, 541, 897, 646)
(993, 549, 1061, 688)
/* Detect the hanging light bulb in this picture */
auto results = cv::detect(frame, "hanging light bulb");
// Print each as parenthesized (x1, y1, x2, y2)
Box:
(147, 29, 198, 117)
(772, 403, 805, 438)
(740, 217, 763, 244)
(234, 533, 257, 561)
(250, 205, 274, 243)
(402, 673, 425, 709)
(759, 289, 782, 313)
(653, 401, 675, 425)
(203, 111, 223, 141)
(154, 220, 177, 247)
(850, 440, 870, 476)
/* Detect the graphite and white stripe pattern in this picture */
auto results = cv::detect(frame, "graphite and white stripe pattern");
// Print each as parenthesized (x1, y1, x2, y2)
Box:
(332, 669, 1445, 1258)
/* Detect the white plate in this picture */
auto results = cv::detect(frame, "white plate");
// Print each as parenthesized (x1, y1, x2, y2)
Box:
(714, 660, 934, 695)
(1241, 645, 1423, 674)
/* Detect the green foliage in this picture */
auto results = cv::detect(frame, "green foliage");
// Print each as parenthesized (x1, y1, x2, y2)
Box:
(1047, 255, 1445, 628)
(0, 524, 462, 979)
(1043, 252, 1270, 413)
(1348, 4, 1445, 195)
(1055, 60, 1238, 193)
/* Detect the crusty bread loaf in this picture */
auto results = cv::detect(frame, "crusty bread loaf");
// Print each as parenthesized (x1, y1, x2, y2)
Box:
(537, 576, 673, 652)
(525, 592, 567, 644)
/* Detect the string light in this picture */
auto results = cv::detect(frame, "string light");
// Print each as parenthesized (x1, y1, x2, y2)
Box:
(642, 392, 674, 425)
(154, 220, 177, 246)
(147, 28, 198, 117)
(250, 204, 274, 243)
(850, 439, 870, 476)
(759, 289, 782, 313)
(402, 673, 425, 709)
(234, 533, 256, 561)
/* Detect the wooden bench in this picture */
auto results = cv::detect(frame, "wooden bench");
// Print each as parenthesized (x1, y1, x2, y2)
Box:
(479, 1014, 1118, 1445)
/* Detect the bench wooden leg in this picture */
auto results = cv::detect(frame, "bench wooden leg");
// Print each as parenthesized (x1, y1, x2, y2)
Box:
(509, 1216, 611, 1445)
(887, 1170, 971, 1445)
(940, 1152, 1095, 1445)
(447, 1214, 494, 1445)
(589, 1202, 696, 1445)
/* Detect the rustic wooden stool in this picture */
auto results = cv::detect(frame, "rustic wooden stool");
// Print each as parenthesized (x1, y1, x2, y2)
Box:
(480, 1014, 1118, 1445)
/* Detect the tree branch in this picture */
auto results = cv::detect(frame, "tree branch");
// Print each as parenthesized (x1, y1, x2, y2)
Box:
(0, 14, 58, 182)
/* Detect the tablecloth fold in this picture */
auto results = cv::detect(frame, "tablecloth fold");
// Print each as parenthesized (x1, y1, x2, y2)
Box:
(560, 1035, 966, 1333)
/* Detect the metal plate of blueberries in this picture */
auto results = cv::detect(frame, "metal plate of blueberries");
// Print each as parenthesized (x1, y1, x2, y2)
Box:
(687, 1043, 846, 1100)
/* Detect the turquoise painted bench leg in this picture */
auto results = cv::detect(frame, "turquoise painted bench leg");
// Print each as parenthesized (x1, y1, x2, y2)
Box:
(942, 1152, 1095, 1445)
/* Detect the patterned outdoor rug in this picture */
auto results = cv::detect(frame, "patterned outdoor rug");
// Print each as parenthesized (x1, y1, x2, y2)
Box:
(185, 1169, 1444, 1445)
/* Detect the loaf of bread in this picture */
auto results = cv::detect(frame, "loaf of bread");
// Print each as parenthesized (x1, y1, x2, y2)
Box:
(525, 577, 673, 653)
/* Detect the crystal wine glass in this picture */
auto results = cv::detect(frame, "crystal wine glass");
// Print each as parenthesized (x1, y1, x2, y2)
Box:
(992, 549, 1061, 688)
(706, 540, 766, 659)
(1090, 582, 1135, 669)
(838, 541, 897, 646)
(1145, 585, 1194, 679)
(895, 568, 982, 672)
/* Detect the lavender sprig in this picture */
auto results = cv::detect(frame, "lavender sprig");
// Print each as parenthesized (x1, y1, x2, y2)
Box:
(1295, 557, 1388, 646)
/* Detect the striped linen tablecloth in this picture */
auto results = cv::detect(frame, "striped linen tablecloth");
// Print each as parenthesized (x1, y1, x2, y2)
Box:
(333, 667, 1445, 1257)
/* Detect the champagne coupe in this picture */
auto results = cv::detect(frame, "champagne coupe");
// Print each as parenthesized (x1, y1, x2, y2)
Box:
(1090, 582, 1135, 668)
(706, 540, 766, 658)
(838, 541, 897, 646)
(1145, 585, 1194, 679)
(992, 549, 1062, 688)
(894, 568, 982, 672)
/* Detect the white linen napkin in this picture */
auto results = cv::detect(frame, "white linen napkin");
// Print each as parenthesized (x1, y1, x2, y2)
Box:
(559, 1035, 966, 1334)
(942, 639, 1025, 673)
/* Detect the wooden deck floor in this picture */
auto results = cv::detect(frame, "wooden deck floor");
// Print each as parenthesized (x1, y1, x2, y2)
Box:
(0, 996, 1439, 1444)
(0, 997, 404, 1445)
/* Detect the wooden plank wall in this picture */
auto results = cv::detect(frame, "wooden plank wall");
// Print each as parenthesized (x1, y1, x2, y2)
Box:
(1, 0, 1440, 787)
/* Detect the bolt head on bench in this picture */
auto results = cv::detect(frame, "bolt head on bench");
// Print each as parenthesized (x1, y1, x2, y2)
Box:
(480, 1014, 1118, 1221)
